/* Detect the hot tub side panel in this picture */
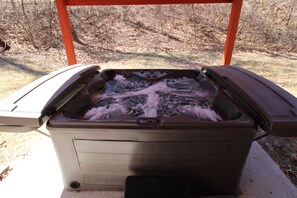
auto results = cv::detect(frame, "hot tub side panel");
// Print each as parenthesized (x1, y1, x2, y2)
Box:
(48, 123, 256, 196)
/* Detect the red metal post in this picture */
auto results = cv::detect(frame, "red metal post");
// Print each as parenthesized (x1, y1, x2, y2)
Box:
(66, 0, 233, 6)
(222, 0, 243, 65)
(56, 0, 77, 65)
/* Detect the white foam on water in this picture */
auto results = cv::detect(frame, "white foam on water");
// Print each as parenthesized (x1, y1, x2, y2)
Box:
(93, 80, 208, 103)
(87, 74, 221, 121)
(83, 103, 127, 120)
(177, 105, 222, 121)
(103, 81, 168, 117)
(114, 75, 126, 82)
(144, 108, 157, 117)
(114, 75, 132, 88)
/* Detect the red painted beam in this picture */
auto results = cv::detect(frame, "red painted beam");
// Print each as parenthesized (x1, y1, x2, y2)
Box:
(66, 0, 233, 6)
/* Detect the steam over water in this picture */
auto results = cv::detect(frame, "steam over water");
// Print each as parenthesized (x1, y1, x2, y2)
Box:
(84, 74, 222, 121)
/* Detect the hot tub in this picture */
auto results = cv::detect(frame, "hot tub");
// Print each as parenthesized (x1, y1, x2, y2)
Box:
(0, 65, 296, 196)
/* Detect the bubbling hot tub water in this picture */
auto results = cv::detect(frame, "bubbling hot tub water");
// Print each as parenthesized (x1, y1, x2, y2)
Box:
(83, 74, 222, 121)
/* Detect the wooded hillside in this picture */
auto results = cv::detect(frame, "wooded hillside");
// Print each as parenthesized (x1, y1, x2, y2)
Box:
(0, 0, 296, 53)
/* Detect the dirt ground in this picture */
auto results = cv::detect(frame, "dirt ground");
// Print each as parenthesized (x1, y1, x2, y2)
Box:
(1, 3, 297, 186)
(258, 134, 297, 186)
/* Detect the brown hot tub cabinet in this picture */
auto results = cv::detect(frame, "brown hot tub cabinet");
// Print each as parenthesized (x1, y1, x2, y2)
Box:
(0, 65, 297, 196)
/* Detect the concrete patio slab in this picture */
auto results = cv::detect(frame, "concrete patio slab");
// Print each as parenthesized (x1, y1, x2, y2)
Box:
(0, 137, 296, 198)
(240, 143, 297, 198)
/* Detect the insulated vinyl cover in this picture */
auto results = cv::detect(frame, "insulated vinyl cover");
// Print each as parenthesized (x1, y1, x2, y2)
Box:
(203, 66, 297, 137)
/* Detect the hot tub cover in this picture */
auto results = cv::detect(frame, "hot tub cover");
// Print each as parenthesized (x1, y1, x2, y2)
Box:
(0, 65, 297, 137)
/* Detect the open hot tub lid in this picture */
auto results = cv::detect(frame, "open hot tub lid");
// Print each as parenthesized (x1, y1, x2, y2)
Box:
(203, 66, 297, 137)
(0, 64, 99, 132)
(0, 65, 297, 137)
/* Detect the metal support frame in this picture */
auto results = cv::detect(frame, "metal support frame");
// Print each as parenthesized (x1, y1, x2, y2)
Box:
(55, 0, 243, 65)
